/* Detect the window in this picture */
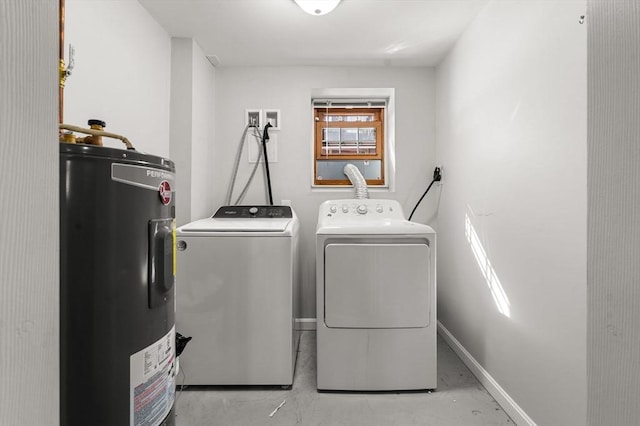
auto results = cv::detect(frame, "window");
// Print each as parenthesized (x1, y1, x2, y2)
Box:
(313, 100, 386, 186)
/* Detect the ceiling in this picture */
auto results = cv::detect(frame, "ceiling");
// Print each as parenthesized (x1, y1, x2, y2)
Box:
(138, 0, 489, 67)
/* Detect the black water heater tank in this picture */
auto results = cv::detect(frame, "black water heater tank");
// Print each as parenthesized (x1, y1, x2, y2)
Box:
(60, 143, 177, 426)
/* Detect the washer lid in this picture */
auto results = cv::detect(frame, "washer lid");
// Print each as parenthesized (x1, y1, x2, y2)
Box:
(179, 217, 292, 232)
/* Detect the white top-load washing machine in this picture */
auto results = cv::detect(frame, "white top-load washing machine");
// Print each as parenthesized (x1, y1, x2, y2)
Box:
(176, 205, 300, 386)
(316, 199, 436, 391)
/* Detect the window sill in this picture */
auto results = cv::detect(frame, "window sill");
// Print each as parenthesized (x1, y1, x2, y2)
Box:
(311, 185, 390, 193)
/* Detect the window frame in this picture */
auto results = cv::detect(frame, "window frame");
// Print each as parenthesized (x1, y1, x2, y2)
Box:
(313, 103, 386, 186)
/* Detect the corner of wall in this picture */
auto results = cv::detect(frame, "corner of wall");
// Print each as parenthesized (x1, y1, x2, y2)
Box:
(170, 38, 195, 225)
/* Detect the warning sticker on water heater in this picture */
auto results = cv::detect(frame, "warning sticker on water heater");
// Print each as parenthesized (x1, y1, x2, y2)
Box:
(130, 326, 176, 426)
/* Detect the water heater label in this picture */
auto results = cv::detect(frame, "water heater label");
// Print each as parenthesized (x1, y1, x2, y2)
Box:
(112, 163, 175, 192)
(130, 326, 176, 426)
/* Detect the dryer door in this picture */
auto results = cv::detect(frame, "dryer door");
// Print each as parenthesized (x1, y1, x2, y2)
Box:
(324, 243, 431, 328)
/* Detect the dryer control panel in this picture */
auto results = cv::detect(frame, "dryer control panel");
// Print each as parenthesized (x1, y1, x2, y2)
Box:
(213, 205, 293, 219)
(319, 199, 405, 220)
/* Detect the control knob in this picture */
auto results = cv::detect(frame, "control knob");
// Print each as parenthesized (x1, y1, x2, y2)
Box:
(248, 207, 259, 216)
(356, 204, 368, 215)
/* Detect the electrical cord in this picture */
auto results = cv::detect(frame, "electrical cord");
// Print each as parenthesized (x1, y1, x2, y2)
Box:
(176, 362, 187, 403)
(262, 123, 274, 205)
(408, 166, 442, 221)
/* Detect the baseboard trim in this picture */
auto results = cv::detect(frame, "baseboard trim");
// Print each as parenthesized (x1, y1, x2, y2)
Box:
(295, 318, 317, 331)
(437, 321, 536, 426)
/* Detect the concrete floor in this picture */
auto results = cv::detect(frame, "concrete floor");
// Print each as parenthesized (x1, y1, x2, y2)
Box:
(174, 331, 514, 426)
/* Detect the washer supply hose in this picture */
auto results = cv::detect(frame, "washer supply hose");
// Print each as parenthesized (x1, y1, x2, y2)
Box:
(225, 124, 250, 205)
(232, 128, 263, 205)
(344, 163, 369, 199)
(225, 125, 263, 205)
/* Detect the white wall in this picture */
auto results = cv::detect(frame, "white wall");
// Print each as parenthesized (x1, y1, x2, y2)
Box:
(170, 38, 216, 226)
(587, 1, 640, 424)
(65, 0, 171, 157)
(213, 67, 437, 318)
(0, 1, 59, 424)
(435, 1, 587, 425)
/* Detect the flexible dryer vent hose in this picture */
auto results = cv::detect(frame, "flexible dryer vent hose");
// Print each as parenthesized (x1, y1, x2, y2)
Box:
(343, 163, 369, 199)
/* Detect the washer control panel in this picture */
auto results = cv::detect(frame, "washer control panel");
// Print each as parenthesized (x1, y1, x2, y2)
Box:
(213, 205, 293, 219)
(320, 199, 405, 220)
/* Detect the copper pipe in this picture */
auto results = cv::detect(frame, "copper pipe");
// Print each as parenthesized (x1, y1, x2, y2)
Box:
(59, 124, 136, 150)
(59, 0, 65, 124)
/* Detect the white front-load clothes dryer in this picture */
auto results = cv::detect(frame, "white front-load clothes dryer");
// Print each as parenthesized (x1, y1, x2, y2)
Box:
(176, 205, 300, 386)
(316, 199, 436, 391)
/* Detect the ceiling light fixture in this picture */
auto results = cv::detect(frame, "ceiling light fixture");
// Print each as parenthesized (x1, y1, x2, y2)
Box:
(294, 0, 341, 16)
